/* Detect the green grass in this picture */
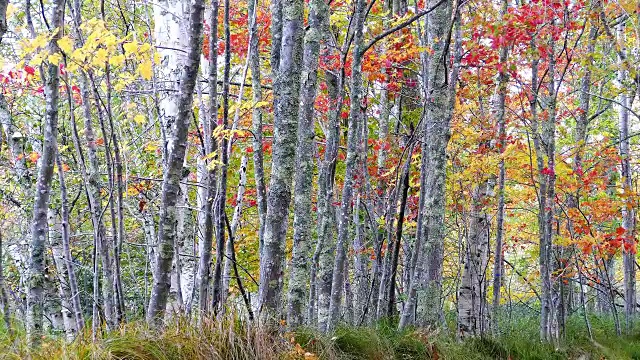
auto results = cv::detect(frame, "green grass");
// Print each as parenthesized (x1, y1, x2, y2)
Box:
(0, 314, 638, 359)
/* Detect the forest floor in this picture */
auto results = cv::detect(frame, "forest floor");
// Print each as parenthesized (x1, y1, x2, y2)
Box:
(0, 314, 638, 359)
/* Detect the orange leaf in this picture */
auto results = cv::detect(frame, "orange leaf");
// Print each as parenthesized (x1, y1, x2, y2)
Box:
(28, 152, 40, 163)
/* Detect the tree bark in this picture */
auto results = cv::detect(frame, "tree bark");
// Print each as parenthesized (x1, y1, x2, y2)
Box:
(286, 0, 328, 328)
(197, 0, 219, 316)
(248, 0, 267, 258)
(47, 208, 77, 339)
(257, 0, 304, 320)
(147, 0, 205, 324)
(326, 0, 367, 331)
(617, 20, 636, 334)
(26, 0, 64, 345)
(458, 179, 493, 337)
(211, 0, 232, 315)
(313, 67, 342, 329)
(0, 230, 11, 335)
(491, 0, 509, 335)
(401, 0, 454, 329)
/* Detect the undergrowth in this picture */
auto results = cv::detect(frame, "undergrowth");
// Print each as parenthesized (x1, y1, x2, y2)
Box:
(0, 314, 638, 359)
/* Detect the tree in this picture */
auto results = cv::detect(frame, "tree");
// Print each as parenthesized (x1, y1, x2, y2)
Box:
(147, 0, 205, 324)
(257, 0, 304, 320)
(26, 0, 65, 345)
(400, 0, 455, 329)
(287, 0, 329, 328)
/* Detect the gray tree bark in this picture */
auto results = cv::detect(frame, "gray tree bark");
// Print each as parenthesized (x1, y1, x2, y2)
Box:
(491, 0, 509, 335)
(211, 0, 232, 315)
(313, 67, 341, 329)
(532, 29, 558, 341)
(257, 0, 304, 320)
(26, 0, 64, 345)
(0, 230, 11, 335)
(399, 0, 454, 329)
(248, 0, 267, 257)
(68, 2, 117, 329)
(617, 20, 636, 334)
(458, 180, 493, 337)
(55, 152, 84, 334)
(47, 208, 76, 339)
(197, 0, 219, 316)
(327, 0, 367, 331)
(286, 0, 328, 328)
(147, 0, 205, 324)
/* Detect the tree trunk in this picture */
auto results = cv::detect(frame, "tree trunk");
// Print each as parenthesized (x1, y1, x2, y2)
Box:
(55, 153, 84, 333)
(211, 0, 232, 316)
(402, 0, 454, 329)
(533, 28, 558, 341)
(0, 230, 11, 335)
(491, 0, 509, 335)
(257, 0, 304, 320)
(47, 208, 77, 339)
(287, 0, 328, 328)
(26, 0, 64, 345)
(387, 151, 412, 318)
(313, 67, 341, 329)
(147, 0, 205, 324)
(617, 20, 636, 334)
(248, 0, 267, 258)
(68, 2, 117, 327)
(327, 0, 367, 331)
(458, 179, 493, 337)
(197, 0, 219, 316)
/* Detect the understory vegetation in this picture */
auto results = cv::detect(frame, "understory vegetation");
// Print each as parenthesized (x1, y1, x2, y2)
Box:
(1, 314, 639, 359)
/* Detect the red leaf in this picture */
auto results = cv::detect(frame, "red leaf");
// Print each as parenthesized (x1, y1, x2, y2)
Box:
(24, 66, 35, 76)
(540, 167, 555, 176)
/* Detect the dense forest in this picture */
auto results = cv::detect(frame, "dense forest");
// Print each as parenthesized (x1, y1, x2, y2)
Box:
(0, 0, 640, 358)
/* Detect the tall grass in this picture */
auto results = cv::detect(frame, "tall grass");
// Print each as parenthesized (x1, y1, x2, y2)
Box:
(0, 314, 638, 359)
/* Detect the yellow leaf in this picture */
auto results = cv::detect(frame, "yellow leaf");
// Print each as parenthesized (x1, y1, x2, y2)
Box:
(30, 52, 46, 66)
(31, 34, 48, 49)
(139, 43, 151, 53)
(254, 101, 269, 108)
(103, 34, 118, 48)
(48, 52, 62, 65)
(123, 41, 138, 55)
(6, 3, 16, 18)
(57, 36, 74, 53)
(70, 48, 86, 62)
(114, 80, 126, 92)
(93, 48, 108, 66)
(134, 114, 146, 124)
(109, 54, 125, 66)
(138, 59, 153, 80)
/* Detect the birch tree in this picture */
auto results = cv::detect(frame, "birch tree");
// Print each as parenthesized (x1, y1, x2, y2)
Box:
(400, 0, 455, 329)
(287, 0, 328, 328)
(147, 0, 205, 324)
(616, 20, 636, 334)
(26, 0, 65, 345)
(257, 0, 304, 320)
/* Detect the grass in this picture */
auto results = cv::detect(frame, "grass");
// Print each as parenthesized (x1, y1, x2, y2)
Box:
(0, 314, 638, 359)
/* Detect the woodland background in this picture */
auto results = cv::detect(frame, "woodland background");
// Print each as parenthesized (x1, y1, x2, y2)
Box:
(0, 0, 640, 358)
